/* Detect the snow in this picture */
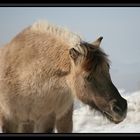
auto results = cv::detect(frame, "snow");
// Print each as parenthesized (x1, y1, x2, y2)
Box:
(73, 90, 140, 133)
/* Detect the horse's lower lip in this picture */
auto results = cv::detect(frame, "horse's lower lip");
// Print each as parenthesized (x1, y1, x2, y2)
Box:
(103, 111, 112, 118)
(103, 111, 122, 124)
(103, 111, 113, 120)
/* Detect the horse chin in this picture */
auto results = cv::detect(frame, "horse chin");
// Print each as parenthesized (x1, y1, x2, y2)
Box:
(89, 105, 121, 124)
(88, 103, 122, 124)
(103, 111, 122, 124)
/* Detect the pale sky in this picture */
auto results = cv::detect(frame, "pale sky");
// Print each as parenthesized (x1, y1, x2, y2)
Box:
(0, 7, 140, 93)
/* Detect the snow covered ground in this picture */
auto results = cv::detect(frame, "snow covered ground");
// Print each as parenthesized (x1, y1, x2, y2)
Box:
(73, 90, 140, 133)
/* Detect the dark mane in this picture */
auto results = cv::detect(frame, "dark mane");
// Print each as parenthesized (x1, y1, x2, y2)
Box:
(82, 42, 110, 72)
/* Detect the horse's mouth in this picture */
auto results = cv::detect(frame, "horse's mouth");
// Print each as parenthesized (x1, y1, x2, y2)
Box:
(103, 111, 113, 121)
(103, 111, 121, 124)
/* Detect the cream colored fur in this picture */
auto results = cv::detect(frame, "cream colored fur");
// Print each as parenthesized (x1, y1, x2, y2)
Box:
(0, 21, 84, 133)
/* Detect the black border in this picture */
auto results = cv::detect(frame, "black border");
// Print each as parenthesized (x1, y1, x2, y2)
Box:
(0, 3, 140, 7)
(0, 133, 140, 137)
(0, 3, 140, 137)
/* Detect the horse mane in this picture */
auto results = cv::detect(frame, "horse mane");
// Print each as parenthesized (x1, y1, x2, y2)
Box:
(16, 20, 110, 73)
(31, 21, 110, 73)
(30, 20, 82, 48)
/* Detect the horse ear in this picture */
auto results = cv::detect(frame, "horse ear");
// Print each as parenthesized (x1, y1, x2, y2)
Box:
(69, 48, 80, 61)
(92, 36, 103, 48)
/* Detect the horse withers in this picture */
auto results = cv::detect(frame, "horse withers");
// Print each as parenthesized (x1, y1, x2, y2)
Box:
(0, 21, 127, 133)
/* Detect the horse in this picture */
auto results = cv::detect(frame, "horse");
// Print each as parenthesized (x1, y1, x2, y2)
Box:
(0, 21, 127, 133)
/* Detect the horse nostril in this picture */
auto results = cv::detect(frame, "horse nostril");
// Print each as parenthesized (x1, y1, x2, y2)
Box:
(112, 106, 122, 113)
